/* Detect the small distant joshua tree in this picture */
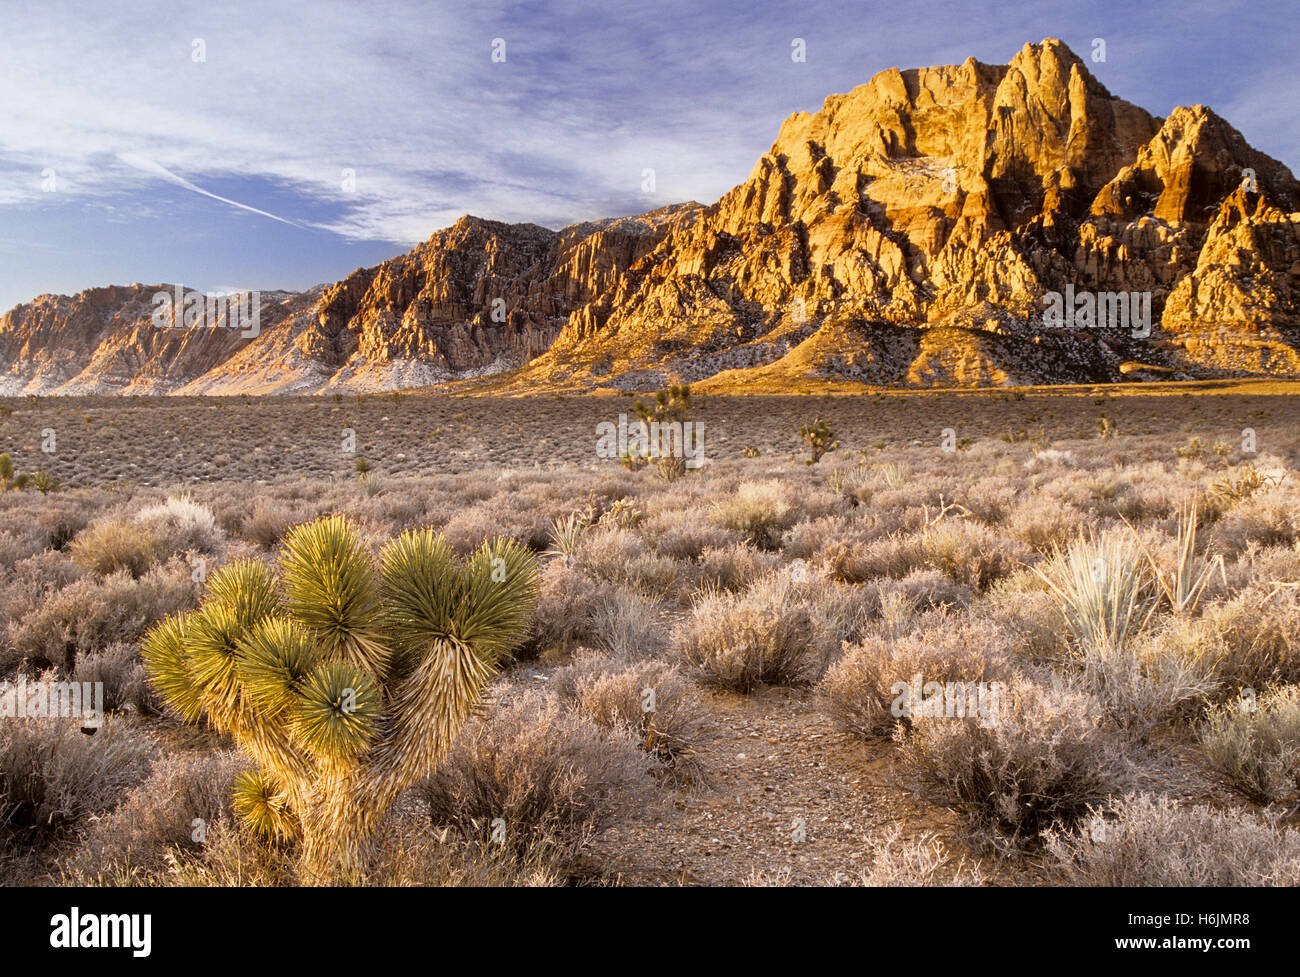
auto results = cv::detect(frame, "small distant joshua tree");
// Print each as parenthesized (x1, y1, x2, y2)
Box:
(0, 452, 55, 492)
(799, 416, 838, 465)
(142, 514, 539, 881)
(630, 383, 693, 481)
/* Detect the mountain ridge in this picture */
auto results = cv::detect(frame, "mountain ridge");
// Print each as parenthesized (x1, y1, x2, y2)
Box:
(3, 38, 1298, 396)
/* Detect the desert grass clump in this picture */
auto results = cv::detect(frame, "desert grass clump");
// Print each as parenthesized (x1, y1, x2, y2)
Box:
(70, 517, 163, 579)
(241, 498, 299, 549)
(1129, 499, 1223, 616)
(551, 652, 703, 776)
(1044, 793, 1300, 886)
(918, 521, 1027, 591)
(589, 589, 666, 659)
(1210, 481, 1300, 556)
(0, 716, 154, 851)
(1199, 686, 1300, 803)
(546, 511, 586, 559)
(673, 572, 817, 692)
(71, 642, 152, 715)
(694, 542, 779, 593)
(418, 689, 654, 859)
(140, 514, 539, 881)
(519, 560, 617, 660)
(1003, 495, 1088, 554)
(1089, 618, 1222, 731)
(895, 678, 1124, 852)
(36, 501, 88, 552)
(572, 526, 678, 597)
(710, 480, 794, 551)
(820, 534, 925, 583)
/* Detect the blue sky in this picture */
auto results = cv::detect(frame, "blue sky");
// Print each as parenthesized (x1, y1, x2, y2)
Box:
(1, 0, 1296, 312)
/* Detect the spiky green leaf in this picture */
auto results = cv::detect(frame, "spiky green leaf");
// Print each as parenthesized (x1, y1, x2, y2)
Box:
(237, 616, 321, 718)
(232, 768, 298, 840)
(140, 613, 204, 722)
(186, 603, 249, 731)
(206, 558, 279, 629)
(457, 537, 540, 661)
(294, 660, 380, 759)
(280, 515, 387, 674)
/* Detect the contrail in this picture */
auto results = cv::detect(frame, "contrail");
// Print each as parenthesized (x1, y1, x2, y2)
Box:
(116, 152, 301, 227)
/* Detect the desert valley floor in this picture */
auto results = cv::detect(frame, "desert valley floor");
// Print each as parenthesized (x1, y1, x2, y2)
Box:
(2, 382, 1300, 885)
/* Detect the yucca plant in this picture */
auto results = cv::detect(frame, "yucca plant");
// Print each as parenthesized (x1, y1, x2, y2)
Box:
(631, 383, 692, 481)
(547, 511, 587, 559)
(1032, 531, 1155, 660)
(142, 514, 539, 881)
(1127, 499, 1225, 617)
(1210, 464, 1281, 508)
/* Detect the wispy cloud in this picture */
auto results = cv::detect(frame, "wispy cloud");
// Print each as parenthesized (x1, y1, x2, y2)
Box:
(0, 0, 1294, 311)
(115, 153, 303, 227)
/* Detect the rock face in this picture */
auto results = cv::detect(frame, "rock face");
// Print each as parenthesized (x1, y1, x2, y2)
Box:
(2, 38, 1297, 395)
(0, 286, 312, 395)
(520, 39, 1300, 390)
(0, 205, 699, 395)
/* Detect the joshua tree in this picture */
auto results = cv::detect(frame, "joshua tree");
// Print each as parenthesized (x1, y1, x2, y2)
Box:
(629, 383, 693, 480)
(799, 416, 839, 465)
(142, 514, 538, 881)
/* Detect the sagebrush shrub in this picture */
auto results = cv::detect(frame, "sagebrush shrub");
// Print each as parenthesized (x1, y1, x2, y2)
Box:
(895, 678, 1124, 851)
(63, 751, 243, 882)
(70, 518, 163, 578)
(551, 652, 703, 775)
(711, 481, 794, 551)
(0, 717, 154, 849)
(588, 589, 666, 659)
(1206, 587, 1300, 691)
(820, 619, 1010, 739)
(135, 495, 223, 554)
(1199, 686, 1300, 802)
(10, 560, 197, 672)
(1045, 793, 1300, 886)
(418, 689, 654, 858)
(674, 574, 818, 692)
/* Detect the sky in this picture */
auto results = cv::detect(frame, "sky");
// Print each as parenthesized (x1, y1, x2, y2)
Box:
(1, 0, 1296, 312)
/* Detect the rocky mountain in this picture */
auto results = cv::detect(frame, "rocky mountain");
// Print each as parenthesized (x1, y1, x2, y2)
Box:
(518, 38, 1300, 391)
(2, 38, 1297, 395)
